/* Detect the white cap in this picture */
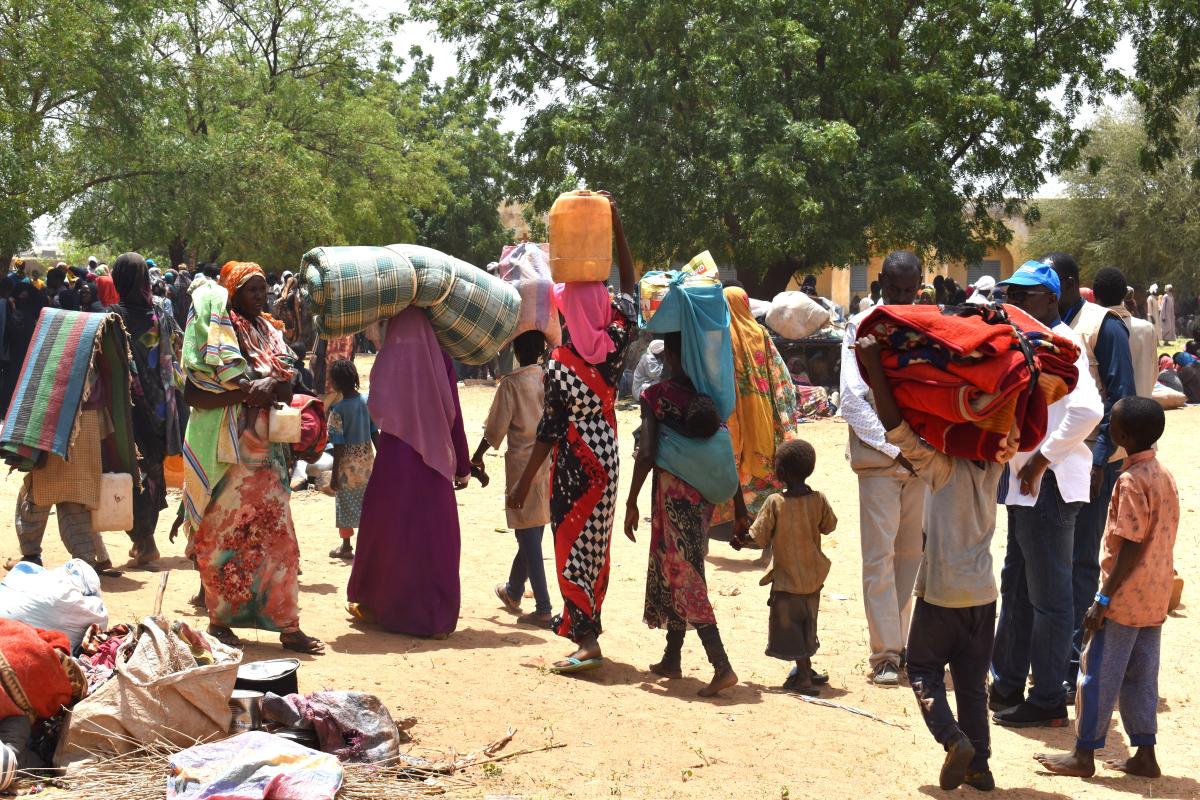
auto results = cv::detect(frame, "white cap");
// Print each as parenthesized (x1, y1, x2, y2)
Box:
(974, 275, 996, 293)
(648, 339, 665, 356)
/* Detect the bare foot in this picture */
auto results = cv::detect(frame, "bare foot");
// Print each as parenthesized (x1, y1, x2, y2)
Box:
(1034, 749, 1096, 777)
(1104, 747, 1161, 778)
(649, 661, 683, 680)
(698, 667, 737, 697)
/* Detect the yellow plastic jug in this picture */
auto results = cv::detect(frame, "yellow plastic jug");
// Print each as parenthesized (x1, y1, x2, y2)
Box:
(91, 473, 134, 533)
(549, 190, 613, 283)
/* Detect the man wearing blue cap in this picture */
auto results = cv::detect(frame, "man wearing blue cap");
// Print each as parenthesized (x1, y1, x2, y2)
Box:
(1042, 252, 1135, 704)
(989, 261, 1104, 728)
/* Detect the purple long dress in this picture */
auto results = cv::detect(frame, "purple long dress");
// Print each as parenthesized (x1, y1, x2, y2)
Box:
(347, 353, 470, 636)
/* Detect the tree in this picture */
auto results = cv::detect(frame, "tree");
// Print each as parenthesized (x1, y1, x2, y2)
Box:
(1026, 100, 1200, 290)
(412, 0, 1129, 293)
(0, 0, 157, 259)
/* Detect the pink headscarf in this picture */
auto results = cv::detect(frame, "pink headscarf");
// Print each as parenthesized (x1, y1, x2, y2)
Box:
(1160, 354, 1176, 372)
(368, 307, 459, 481)
(554, 281, 615, 364)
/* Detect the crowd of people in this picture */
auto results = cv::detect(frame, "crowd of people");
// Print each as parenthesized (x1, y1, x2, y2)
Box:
(0, 227, 1186, 791)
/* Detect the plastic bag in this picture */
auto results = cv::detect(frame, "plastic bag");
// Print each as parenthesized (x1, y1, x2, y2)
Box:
(0, 560, 107, 650)
(765, 291, 831, 340)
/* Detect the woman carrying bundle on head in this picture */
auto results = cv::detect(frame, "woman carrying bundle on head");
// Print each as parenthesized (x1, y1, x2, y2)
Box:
(507, 192, 637, 673)
(625, 327, 749, 697)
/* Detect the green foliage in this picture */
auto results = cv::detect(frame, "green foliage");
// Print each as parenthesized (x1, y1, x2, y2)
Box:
(412, 0, 1128, 290)
(1027, 99, 1200, 289)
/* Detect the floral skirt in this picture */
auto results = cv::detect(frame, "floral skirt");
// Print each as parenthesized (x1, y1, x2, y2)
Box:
(643, 469, 716, 630)
(336, 441, 374, 528)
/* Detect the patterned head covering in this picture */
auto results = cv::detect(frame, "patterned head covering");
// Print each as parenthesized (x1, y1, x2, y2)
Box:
(220, 261, 266, 294)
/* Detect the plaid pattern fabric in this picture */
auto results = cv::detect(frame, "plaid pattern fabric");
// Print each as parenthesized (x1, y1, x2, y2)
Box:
(1, 310, 137, 476)
(299, 246, 417, 338)
(389, 244, 520, 366)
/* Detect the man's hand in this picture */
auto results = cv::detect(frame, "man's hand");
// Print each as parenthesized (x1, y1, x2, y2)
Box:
(855, 334, 883, 368)
(1089, 465, 1103, 501)
(1018, 452, 1050, 496)
(244, 378, 275, 408)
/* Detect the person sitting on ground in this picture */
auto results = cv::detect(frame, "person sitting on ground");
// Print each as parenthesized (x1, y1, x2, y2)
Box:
(858, 333, 1018, 793)
(1035, 397, 1178, 780)
(745, 439, 836, 696)
(327, 359, 378, 561)
(474, 330, 555, 628)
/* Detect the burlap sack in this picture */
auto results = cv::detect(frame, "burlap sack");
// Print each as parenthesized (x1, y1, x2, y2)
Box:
(53, 617, 241, 769)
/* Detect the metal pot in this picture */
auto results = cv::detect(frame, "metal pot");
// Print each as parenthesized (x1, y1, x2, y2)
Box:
(235, 658, 300, 696)
(229, 689, 263, 732)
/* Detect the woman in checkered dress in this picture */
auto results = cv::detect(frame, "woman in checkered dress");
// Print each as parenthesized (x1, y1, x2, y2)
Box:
(508, 193, 636, 673)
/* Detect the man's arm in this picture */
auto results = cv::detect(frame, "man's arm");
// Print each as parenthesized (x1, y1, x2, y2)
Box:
(1092, 317, 1137, 465)
(839, 321, 901, 459)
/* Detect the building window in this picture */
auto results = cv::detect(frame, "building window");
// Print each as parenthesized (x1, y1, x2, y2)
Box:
(850, 262, 868, 294)
(967, 259, 1002, 286)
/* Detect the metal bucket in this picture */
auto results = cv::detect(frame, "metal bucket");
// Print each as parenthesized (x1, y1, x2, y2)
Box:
(229, 689, 263, 733)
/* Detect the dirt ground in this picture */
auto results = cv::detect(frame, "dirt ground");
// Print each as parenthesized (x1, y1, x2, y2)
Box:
(9, 366, 1200, 800)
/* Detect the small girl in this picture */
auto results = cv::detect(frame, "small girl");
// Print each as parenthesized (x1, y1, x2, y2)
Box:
(327, 359, 378, 560)
(743, 439, 837, 696)
(472, 330, 554, 627)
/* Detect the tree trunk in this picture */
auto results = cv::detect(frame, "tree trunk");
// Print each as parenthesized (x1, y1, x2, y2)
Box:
(740, 257, 803, 298)
(0, 254, 11, 274)
(168, 236, 188, 269)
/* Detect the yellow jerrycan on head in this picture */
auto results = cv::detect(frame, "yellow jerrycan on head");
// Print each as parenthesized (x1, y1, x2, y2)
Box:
(548, 190, 613, 283)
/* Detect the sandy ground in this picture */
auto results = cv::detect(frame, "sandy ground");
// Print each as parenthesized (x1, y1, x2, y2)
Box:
(9, 367, 1200, 800)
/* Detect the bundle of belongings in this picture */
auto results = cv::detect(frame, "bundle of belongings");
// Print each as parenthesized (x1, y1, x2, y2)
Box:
(0, 310, 139, 571)
(298, 243, 519, 365)
(54, 616, 241, 769)
(855, 303, 1081, 461)
(496, 242, 562, 346)
(639, 260, 740, 504)
(261, 690, 404, 764)
(0, 619, 90, 789)
(0, 560, 107, 650)
(168, 731, 343, 800)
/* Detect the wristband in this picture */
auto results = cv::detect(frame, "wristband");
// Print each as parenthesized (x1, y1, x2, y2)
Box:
(1094, 591, 1110, 607)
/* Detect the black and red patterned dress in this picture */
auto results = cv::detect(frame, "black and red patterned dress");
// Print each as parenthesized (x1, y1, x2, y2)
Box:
(536, 295, 637, 643)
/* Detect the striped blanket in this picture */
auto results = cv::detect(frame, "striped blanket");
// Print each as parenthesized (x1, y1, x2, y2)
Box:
(299, 244, 520, 365)
(1, 309, 137, 473)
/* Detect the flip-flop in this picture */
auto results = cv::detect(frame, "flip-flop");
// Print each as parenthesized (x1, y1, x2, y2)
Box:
(550, 656, 602, 674)
(494, 584, 521, 614)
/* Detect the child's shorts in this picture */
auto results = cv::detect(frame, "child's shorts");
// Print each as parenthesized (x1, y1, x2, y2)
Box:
(766, 589, 820, 660)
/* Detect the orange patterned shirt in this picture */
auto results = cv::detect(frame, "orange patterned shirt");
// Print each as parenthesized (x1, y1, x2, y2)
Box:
(1100, 450, 1179, 627)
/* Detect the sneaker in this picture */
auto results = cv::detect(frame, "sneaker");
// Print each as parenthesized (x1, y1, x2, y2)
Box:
(987, 684, 1024, 712)
(871, 661, 901, 686)
(940, 731, 976, 790)
(992, 700, 1068, 728)
(964, 769, 995, 792)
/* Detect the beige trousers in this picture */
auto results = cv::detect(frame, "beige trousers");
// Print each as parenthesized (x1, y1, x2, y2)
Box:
(858, 472, 925, 669)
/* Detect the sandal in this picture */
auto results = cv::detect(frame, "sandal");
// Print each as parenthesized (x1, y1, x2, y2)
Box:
(207, 626, 244, 648)
(346, 602, 376, 624)
(494, 584, 521, 614)
(550, 655, 602, 674)
(280, 632, 325, 655)
(328, 547, 354, 560)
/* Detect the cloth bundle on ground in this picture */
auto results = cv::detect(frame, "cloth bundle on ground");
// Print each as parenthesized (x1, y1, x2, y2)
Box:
(855, 303, 1081, 461)
(288, 394, 327, 461)
(765, 291, 831, 340)
(167, 731, 343, 800)
(0, 309, 137, 473)
(643, 271, 739, 502)
(261, 690, 402, 763)
(498, 242, 562, 346)
(1153, 381, 1187, 410)
(0, 560, 107, 650)
(54, 617, 241, 768)
(297, 244, 519, 364)
(0, 618, 88, 723)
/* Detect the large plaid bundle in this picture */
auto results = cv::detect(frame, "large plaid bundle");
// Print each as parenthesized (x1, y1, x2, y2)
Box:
(1, 309, 138, 473)
(856, 303, 1081, 462)
(389, 244, 521, 365)
(299, 246, 418, 338)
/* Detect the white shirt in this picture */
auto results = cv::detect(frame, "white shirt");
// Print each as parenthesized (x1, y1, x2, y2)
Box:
(839, 309, 900, 460)
(1001, 322, 1103, 506)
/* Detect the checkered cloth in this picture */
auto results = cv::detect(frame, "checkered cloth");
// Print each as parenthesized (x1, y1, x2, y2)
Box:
(299, 246, 418, 338)
(389, 244, 521, 366)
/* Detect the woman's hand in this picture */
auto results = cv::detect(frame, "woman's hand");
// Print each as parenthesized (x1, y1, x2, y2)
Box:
(243, 378, 276, 407)
(623, 501, 639, 542)
(454, 475, 470, 491)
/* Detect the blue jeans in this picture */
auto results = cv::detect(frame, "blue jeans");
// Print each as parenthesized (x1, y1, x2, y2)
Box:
(991, 471, 1081, 709)
(1069, 460, 1122, 686)
(505, 526, 551, 615)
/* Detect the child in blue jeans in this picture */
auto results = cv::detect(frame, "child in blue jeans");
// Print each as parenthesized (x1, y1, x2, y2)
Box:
(472, 331, 553, 627)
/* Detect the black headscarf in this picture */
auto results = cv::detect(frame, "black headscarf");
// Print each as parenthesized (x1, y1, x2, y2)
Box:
(111, 252, 154, 337)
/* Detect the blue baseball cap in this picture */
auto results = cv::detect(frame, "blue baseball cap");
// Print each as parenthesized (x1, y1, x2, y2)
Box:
(998, 260, 1061, 297)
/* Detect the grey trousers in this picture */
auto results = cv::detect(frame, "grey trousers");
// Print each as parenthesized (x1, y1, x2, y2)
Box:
(15, 484, 109, 564)
(858, 472, 926, 668)
(1075, 620, 1160, 750)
